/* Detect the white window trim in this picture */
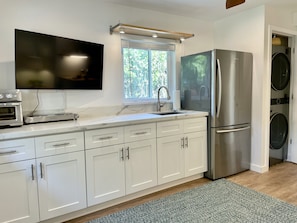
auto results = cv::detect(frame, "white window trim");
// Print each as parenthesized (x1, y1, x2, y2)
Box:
(121, 35, 177, 104)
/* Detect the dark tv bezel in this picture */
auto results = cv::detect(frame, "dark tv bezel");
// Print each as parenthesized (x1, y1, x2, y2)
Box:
(15, 29, 104, 90)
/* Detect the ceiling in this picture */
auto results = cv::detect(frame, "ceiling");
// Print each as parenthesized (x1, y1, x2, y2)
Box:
(107, 0, 297, 21)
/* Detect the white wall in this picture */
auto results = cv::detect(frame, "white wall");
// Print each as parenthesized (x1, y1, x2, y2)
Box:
(266, 6, 297, 29)
(214, 6, 267, 172)
(0, 0, 214, 114)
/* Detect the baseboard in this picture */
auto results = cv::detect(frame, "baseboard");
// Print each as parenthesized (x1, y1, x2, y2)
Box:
(250, 163, 269, 173)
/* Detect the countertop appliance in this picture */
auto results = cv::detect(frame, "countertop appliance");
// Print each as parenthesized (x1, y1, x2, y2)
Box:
(24, 113, 79, 124)
(181, 49, 252, 180)
(0, 89, 23, 127)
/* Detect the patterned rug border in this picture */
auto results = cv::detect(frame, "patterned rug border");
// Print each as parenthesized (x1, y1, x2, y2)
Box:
(88, 179, 297, 223)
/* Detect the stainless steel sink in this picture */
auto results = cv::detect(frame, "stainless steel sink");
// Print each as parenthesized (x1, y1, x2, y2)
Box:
(151, 111, 185, 115)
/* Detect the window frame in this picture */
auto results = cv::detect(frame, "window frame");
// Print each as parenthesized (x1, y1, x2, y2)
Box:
(121, 37, 176, 103)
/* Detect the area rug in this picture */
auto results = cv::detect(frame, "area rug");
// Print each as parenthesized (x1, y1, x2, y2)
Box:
(88, 179, 297, 223)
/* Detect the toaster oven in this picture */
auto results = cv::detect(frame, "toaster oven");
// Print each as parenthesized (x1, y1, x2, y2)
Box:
(0, 90, 23, 127)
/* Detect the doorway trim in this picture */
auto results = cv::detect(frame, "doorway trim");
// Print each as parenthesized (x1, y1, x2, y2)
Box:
(266, 25, 297, 168)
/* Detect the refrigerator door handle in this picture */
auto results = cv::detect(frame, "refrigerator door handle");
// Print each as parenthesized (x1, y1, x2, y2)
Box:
(216, 126, 250, 134)
(216, 59, 222, 118)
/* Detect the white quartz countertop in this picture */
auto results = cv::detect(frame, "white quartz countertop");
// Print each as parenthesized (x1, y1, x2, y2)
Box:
(0, 110, 208, 141)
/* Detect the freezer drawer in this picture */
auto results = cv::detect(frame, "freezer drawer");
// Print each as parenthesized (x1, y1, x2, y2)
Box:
(207, 125, 251, 180)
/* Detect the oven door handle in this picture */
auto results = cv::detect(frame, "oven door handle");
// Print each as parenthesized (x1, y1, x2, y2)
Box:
(1, 102, 21, 106)
(0, 112, 15, 117)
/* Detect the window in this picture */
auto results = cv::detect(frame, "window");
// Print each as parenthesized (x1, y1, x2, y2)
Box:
(122, 39, 175, 101)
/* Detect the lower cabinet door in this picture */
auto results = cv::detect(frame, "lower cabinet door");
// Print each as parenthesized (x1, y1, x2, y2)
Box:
(185, 131, 207, 177)
(157, 135, 184, 184)
(0, 160, 39, 223)
(37, 151, 87, 221)
(125, 139, 157, 194)
(85, 145, 125, 206)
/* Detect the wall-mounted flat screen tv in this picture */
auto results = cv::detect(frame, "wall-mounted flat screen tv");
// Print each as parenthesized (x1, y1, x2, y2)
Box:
(15, 29, 104, 90)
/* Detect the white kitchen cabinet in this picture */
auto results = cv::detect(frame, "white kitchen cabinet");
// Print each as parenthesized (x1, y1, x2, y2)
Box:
(85, 124, 157, 206)
(0, 138, 39, 223)
(0, 113, 208, 223)
(85, 126, 124, 149)
(157, 117, 207, 184)
(125, 139, 157, 194)
(37, 151, 86, 221)
(157, 135, 185, 184)
(35, 131, 84, 157)
(124, 123, 156, 142)
(85, 127, 125, 206)
(184, 131, 207, 176)
(0, 138, 35, 164)
(156, 120, 184, 138)
(86, 144, 125, 206)
(0, 160, 39, 223)
(35, 132, 86, 221)
(183, 118, 207, 176)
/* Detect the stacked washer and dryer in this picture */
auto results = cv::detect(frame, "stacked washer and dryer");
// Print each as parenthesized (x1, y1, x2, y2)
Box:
(270, 35, 291, 166)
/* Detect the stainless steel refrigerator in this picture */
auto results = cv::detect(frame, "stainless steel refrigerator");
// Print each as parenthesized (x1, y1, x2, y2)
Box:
(181, 49, 252, 180)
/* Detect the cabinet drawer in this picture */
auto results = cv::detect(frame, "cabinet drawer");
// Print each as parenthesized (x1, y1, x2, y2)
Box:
(157, 120, 183, 137)
(184, 117, 207, 133)
(85, 127, 124, 149)
(124, 123, 156, 142)
(0, 138, 35, 164)
(35, 132, 84, 157)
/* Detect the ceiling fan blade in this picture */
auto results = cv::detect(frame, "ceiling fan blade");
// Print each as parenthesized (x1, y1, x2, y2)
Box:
(226, 0, 245, 9)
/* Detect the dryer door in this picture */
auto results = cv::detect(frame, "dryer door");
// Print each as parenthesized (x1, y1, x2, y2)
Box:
(271, 52, 290, 91)
(270, 112, 288, 149)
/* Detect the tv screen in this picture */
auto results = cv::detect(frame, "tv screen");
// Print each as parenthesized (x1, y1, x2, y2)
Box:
(15, 29, 104, 90)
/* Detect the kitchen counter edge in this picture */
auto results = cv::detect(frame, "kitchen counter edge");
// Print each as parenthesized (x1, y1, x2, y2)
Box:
(0, 110, 208, 141)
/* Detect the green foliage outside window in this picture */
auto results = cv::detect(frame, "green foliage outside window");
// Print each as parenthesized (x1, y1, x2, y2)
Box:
(123, 48, 169, 99)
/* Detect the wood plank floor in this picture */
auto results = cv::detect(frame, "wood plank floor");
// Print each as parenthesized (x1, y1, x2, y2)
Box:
(65, 161, 297, 223)
(228, 161, 297, 206)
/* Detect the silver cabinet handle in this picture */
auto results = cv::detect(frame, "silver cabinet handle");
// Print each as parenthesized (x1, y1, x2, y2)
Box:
(181, 137, 185, 148)
(216, 126, 250, 134)
(185, 137, 188, 148)
(53, 142, 70, 147)
(31, 164, 35, 181)
(120, 148, 124, 161)
(0, 150, 17, 155)
(134, 132, 147, 135)
(40, 162, 44, 179)
(98, 136, 113, 140)
(126, 147, 130, 160)
(216, 59, 222, 118)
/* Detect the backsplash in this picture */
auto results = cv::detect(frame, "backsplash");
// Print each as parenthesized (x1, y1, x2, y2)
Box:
(67, 103, 173, 119)
(21, 89, 173, 118)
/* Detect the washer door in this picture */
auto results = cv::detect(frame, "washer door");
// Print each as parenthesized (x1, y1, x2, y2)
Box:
(271, 52, 290, 91)
(270, 113, 288, 149)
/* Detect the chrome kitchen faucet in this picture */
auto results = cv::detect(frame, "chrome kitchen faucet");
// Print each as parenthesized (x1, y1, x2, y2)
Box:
(157, 86, 171, 112)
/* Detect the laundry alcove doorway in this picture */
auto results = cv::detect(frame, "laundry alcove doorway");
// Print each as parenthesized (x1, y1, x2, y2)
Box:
(268, 26, 297, 167)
